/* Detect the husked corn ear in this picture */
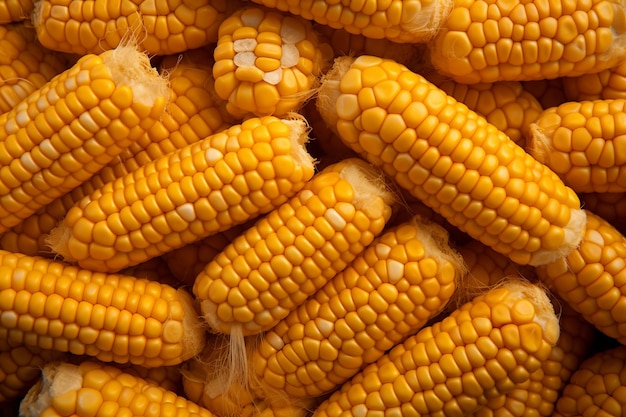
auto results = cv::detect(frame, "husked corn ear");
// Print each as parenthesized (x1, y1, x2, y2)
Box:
(252, 214, 464, 399)
(563, 61, 626, 101)
(193, 158, 395, 336)
(32, 0, 242, 56)
(312, 279, 560, 417)
(0, 249, 205, 367)
(0, 45, 168, 234)
(250, 0, 453, 43)
(317, 55, 585, 266)
(213, 6, 332, 118)
(528, 99, 626, 193)
(0, 346, 63, 403)
(522, 79, 568, 109)
(0, 23, 69, 114)
(429, 0, 626, 83)
(554, 344, 626, 417)
(536, 209, 626, 343)
(48, 115, 316, 273)
(579, 192, 626, 235)
(19, 361, 218, 417)
(0, 0, 32, 22)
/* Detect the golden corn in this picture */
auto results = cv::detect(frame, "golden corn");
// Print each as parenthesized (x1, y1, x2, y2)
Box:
(193, 158, 395, 336)
(0, 0, 32, 22)
(579, 192, 626, 235)
(249, 0, 453, 43)
(562, 61, 626, 101)
(0, 23, 69, 114)
(429, 0, 626, 83)
(536, 209, 626, 344)
(19, 361, 218, 417)
(0, 45, 168, 234)
(528, 99, 626, 193)
(0, 346, 63, 403)
(32, 0, 243, 56)
(251, 214, 465, 400)
(521, 78, 568, 109)
(312, 279, 560, 417)
(317, 55, 585, 266)
(212, 6, 333, 118)
(0, 249, 205, 367)
(47, 115, 316, 273)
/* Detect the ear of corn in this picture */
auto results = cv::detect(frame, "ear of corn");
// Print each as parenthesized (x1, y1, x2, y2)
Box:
(317, 55, 585, 266)
(0, 249, 205, 367)
(0, 0, 33, 22)
(312, 279, 560, 417)
(429, 0, 626, 83)
(563, 61, 626, 101)
(47, 115, 316, 273)
(0, 346, 63, 403)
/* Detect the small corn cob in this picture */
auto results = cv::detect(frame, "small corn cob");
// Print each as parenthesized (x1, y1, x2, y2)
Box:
(312, 279, 560, 417)
(535, 209, 626, 344)
(32, 0, 243, 56)
(212, 6, 333, 118)
(0, 44, 168, 234)
(19, 361, 218, 417)
(527, 99, 626, 193)
(0, 23, 69, 114)
(0, 346, 63, 403)
(0, 0, 32, 22)
(251, 214, 465, 400)
(250, 0, 453, 44)
(562, 61, 626, 101)
(193, 158, 395, 336)
(0, 249, 205, 367)
(429, 0, 626, 83)
(317, 55, 585, 266)
(48, 115, 316, 273)
(522, 78, 568, 109)
(579, 192, 626, 235)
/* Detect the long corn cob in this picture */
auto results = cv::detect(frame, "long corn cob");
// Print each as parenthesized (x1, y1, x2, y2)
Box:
(429, 0, 626, 83)
(19, 361, 218, 417)
(0, 346, 63, 403)
(32, 0, 243, 55)
(312, 279, 560, 417)
(0, 44, 168, 234)
(48, 115, 316, 273)
(0, 249, 205, 367)
(0, 0, 32, 22)
(0, 23, 69, 114)
(250, 0, 453, 44)
(317, 55, 585, 266)
(212, 6, 333, 118)
(251, 214, 465, 400)
(563, 61, 626, 101)
(193, 158, 395, 336)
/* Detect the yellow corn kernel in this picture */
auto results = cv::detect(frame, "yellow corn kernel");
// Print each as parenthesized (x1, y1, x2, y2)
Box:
(522, 79, 568, 109)
(19, 361, 218, 417)
(193, 157, 395, 336)
(429, 0, 626, 83)
(0, 346, 63, 403)
(536, 209, 626, 344)
(48, 115, 316, 273)
(0, 23, 69, 114)
(0, 45, 168, 234)
(252, 214, 465, 399)
(563, 61, 626, 101)
(0, 0, 32, 22)
(0, 249, 205, 367)
(312, 279, 560, 417)
(213, 6, 333, 117)
(528, 99, 626, 193)
(579, 192, 626, 235)
(33, 0, 243, 55)
(317, 55, 585, 266)
(250, 0, 453, 43)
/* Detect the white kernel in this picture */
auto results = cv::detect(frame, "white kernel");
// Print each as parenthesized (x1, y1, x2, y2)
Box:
(262, 68, 283, 85)
(205, 148, 223, 165)
(265, 331, 286, 350)
(234, 51, 256, 67)
(325, 208, 347, 231)
(241, 7, 264, 27)
(19, 153, 39, 173)
(586, 229, 605, 246)
(374, 243, 391, 258)
(387, 259, 405, 283)
(280, 43, 300, 68)
(176, 202, 197, 222)
(234, 38, 258, 52)
(280, 16, 306, 43)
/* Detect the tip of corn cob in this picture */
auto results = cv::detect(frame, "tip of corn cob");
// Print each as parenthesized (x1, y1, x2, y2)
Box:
(282, 112, 318, 172)
(336, 158, 396, 218)
(316, 56, 354, 133)
(19, 362, 80, 417)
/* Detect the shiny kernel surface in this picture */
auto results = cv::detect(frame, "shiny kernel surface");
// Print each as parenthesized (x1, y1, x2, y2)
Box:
(563, 61, 626, 101)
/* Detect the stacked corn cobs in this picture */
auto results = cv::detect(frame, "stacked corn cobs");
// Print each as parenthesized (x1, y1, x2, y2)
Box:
(2, 0, 626, 416)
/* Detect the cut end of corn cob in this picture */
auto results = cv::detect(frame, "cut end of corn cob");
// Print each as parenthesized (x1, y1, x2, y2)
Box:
(316, 56, 353, 133)
(529, 207, 587, 266)
(19, 362, 80, 417)
(282, 113, 318, 171)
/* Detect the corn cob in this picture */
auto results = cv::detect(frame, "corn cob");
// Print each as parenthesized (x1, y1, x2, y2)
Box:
(0, 0, 32, 22)
(0, 44, 168, 234)
(212, 6, 333, 118)
(193, 158, 395, 336)
(47, 115, 316, 273)
(312, 279, 560, 417)
(0, 249, 205, 367)
(562, 61, 626, 101)
(19, 361, 218, 417)
(429, 0, 626, 84)
(579, 192, 626, 234)
(554, 344, 626, 417)
(521, 78, 568, 109)
(32, 0, 243, 56)
(0, 23, 69, 114)
(535, 209, 626, 344)
(527, 99, 626, 193)
(251, 214, 465, 400)
(250, 0, 453, 44)
(317, 55, 585, 266)
(0, 47, 234, 257)
(0, 346, 63, 403)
